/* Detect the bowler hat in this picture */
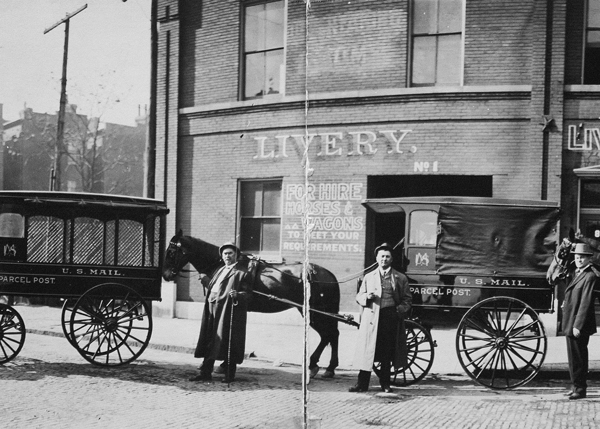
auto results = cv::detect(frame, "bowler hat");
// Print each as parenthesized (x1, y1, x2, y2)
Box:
(572, 243, 594, 255)
(374, 242, 393, 256)
(219, 242, 240, 256)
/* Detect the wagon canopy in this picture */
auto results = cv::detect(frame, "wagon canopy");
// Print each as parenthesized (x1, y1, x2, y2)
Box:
(363, 197, 560, 277)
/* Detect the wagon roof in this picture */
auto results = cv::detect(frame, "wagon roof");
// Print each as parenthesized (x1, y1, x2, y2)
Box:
(0, 191, 169, 213)
(362, 196, 559, 214)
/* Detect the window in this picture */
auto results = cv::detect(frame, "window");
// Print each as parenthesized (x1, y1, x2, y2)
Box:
(410, 0, 463, 87)
(0, 213, 24, 238)
(27, 216, 64, 263)
(242, 0, 284, 99)
(585, 0, 600, 84)
(408, 210, 438, 246)
(239, 180, 282, 254)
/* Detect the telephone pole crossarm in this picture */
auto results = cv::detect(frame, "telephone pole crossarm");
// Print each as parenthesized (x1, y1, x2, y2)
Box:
(44, 4, 88, 35)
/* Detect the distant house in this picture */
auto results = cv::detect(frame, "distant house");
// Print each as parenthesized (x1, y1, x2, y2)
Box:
(0, 104, 146, 197)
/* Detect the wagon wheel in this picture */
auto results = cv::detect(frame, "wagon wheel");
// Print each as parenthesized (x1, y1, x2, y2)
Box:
(0, 304, 26, 364)
(456, 296, 547, 389)
(373, 319, 435, 387)
(61, 299, 77, 346)
(69, 283, 153, 367)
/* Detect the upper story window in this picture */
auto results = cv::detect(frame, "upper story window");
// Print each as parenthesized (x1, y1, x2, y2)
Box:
(239, 180, 282, 256)
(242, 0, 285, 99)
(410, 0, 463, 87)
(585, 0, 600, 84)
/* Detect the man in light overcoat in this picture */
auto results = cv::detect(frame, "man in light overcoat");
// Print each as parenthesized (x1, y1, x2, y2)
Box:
(350, 243, 412, 393)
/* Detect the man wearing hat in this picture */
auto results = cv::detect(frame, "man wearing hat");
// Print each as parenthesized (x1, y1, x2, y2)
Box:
(190, 242, 251, 383)
(561, 242, 599, 400)
(350, 243, 412, 393)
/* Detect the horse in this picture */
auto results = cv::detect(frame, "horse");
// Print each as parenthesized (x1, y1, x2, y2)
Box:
(162, 230, 345, 378)
(546, 237, 573, 286)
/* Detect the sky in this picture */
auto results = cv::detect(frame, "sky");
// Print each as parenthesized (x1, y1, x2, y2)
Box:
(0, 0, 151, 127)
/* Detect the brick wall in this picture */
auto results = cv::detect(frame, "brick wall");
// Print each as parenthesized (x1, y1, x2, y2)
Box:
(464, 0, 534, 85)
(153, 0, 594, 310)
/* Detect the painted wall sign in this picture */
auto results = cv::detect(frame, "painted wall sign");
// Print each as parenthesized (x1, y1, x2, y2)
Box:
(282, 182, 364, 253)
(568, 124, 600, 150)
(253, 130, 415, 159)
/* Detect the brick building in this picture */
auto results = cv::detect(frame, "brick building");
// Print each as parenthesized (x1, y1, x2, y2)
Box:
(1, 106, 146, 197)
(154, 0, 600, 319)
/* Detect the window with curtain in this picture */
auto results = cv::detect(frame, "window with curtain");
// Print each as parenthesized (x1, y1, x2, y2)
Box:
(242, 0, 284, 99)
(410, 0, 463, 87)
(239, 180, 282, 254)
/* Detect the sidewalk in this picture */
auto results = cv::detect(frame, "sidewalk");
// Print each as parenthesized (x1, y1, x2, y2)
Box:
(12, 303, 600, 375)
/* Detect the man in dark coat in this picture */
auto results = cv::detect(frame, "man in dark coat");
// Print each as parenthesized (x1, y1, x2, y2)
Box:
(189, 242, 252, 383)
(561, 242, 599, 400)
(350, 243, 412, 393)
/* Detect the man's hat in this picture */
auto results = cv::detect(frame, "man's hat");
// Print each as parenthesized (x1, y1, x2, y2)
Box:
(219, 242, 240, 256)
(572, 243, 594, 255)
(374, 242, 393, 256)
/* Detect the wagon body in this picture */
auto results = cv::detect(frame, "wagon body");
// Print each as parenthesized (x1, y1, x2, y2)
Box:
(363, 196, 561, 389)
(0, 191, 168, 300)
(0, 191, 169, 366)
(363, 196, 560, 313)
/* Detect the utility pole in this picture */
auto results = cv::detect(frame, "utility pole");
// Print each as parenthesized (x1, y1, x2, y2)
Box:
(44, 4, 88, 191)
(144, 0, 157, 199)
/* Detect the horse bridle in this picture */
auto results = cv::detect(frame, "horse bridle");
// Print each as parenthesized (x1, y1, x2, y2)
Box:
(165, 240, 192, 277)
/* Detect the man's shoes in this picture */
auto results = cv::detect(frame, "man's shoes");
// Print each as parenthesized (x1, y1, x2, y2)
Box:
(381, 386, 393, 393)
(188, 373, 212, 382)
(222, 377, 235, 383)
(563, 390, 574, 397)
(569, 391, 586, 400)
(349, 385, 367, 393)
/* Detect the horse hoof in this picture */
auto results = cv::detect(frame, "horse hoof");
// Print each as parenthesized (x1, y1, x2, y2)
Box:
(309, 366, 320, 378)
(322, 370, 334, 379)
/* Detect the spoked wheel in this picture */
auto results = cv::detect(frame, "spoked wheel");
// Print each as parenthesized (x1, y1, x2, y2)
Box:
(456, 296, 547, 389)
(69, 284, 153, 367)
(61, 299, 76, 346)
(373, 319, 435, 386)
(0, 303, 26, 364)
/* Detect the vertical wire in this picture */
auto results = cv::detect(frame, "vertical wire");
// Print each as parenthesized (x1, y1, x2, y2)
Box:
(301, 1, 312, 428)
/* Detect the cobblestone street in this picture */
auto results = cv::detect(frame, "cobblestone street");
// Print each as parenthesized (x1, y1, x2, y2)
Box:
(2, 333, 600, 429)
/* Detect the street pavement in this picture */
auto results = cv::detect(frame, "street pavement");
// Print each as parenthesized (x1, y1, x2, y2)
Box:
(2, 304, 600, 428)
(13, 303, 600, 374)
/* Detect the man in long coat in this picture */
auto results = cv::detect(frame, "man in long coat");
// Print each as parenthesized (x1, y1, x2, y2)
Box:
(189, 242, 251, 383)
(350, 243, 412, 393)
(561, 242, 599, 400)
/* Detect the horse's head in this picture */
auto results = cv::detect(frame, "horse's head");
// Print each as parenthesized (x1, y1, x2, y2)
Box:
(162, 230, 223, 281)
(547, 237, 574, 284)
(162, 230, 188, 281)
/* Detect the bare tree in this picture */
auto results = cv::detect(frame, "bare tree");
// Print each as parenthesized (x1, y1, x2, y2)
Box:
(4, 106, 144, 196)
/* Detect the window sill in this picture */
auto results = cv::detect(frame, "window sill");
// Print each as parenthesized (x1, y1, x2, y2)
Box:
(179, 85, 532, 116)
(565, 85, 600, 92)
